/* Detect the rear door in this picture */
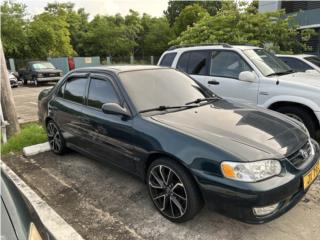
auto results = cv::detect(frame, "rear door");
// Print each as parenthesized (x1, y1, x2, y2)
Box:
(81, 73, 136, 171)
(176, 50, 213, 87)
(50, 73, 89, 147)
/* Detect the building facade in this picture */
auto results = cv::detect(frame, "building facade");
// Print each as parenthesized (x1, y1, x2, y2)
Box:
(259, 1, 320, 55)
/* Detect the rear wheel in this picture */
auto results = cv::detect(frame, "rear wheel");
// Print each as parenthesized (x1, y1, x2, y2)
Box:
(46, 120, 66, 154)
(147, 158, 203, 223)
(276, 106, 317, 138)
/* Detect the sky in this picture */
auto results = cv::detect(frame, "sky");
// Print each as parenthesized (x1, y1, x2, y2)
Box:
(18, 0, 169, 17)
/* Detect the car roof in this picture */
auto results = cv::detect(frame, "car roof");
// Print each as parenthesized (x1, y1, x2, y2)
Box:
(29, 61, 52, 64)
(77, 65, 167, 73)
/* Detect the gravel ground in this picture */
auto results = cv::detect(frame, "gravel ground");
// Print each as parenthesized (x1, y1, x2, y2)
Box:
(2, 151, 320, 240)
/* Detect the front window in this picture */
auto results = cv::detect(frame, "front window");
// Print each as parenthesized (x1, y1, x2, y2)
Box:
(210, 51, 251, 79)
(32, 62, 55, 70)
(305, 56, 320, 67)
(119, 69, 208, 112)
(243, 49, 292, 76)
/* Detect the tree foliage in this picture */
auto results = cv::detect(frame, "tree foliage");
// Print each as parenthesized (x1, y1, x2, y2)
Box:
(171, 1, 314, 53)
(173, 4, 209, 35)
(164, 0, 222, 26)
(1, 1, 29, 58)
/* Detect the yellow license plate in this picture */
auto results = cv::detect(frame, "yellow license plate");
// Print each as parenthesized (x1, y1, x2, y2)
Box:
(303, 160, 320, 190)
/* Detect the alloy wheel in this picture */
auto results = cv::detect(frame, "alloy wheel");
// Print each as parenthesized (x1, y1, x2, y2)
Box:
(148, 165, 187, 219)
(47, 122, 62, 153)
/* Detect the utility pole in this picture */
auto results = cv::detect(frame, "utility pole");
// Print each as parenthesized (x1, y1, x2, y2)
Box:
(0, 40, 20, 137)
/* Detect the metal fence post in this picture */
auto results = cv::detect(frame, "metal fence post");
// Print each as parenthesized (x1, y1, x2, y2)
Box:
(130, 55, 134, 64)
(106, 56, 111, 65)
(150, 56, 154, 65)
(9, 58, 15, 72)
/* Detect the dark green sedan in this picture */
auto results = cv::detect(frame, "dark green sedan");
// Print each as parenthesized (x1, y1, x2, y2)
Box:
(38, 66, 320, 223)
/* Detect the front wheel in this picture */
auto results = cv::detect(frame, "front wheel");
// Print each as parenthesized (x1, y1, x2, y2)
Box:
(147, 158, 203, 223)
(276, 106, 317, 138)
(46, 120, 66, 154)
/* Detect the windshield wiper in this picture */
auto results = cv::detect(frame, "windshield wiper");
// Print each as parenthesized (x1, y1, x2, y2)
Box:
(185, 97, 220, 105)
(139, 104, 199, 114)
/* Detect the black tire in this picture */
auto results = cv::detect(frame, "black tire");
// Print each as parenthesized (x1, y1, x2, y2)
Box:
(46, 120, 67, 154)
(276, 106, 317, 138)
(147, 158, 203, 223)
(22, 78, 27, 85)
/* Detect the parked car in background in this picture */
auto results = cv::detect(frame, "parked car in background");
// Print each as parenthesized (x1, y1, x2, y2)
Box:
(18, 61, 63, 86)
(38, 66, 320, 223)
(8, 70, 19, 88)
(158, 44, 320, 138)
(1, 167, 53, 240)
(277, 54, 320, 75)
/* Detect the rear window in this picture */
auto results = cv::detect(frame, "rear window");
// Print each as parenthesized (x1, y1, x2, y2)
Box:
(159, 52, 177, 67)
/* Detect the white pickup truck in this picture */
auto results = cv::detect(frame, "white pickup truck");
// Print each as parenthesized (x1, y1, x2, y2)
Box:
(158, 44, 320, 138)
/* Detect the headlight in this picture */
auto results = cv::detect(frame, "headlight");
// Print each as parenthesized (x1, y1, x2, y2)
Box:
(37, 73, 43, 78)
(221, 160, 282, 182)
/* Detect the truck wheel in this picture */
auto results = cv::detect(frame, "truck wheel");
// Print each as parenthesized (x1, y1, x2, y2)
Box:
(33, 78, 38, 87)
(276, 106, 317, 138)
(22, 78, 27, 85)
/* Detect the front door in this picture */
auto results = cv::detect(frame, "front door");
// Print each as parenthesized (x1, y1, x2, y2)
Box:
(208, 50, 259, 104)
(82, 74, 136, 171)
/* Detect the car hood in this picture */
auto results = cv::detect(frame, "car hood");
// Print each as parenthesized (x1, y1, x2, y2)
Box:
(277, 72, 320, 87)
(151, 100, 308, 160)
(35, 69, 62, 73)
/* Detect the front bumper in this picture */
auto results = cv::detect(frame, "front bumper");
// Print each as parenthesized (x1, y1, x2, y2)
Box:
(194, 140, 320, 224)
(36, 76, 61, 82)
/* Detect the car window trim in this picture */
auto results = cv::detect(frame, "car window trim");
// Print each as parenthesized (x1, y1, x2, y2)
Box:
(56, 73, 90, 105)
(210, 49, 253, 80)
(85, 74, 122, 111)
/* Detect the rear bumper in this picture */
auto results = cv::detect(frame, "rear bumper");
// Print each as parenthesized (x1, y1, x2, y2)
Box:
(36, 77, 61, 82)
(194, 140, 320, 224)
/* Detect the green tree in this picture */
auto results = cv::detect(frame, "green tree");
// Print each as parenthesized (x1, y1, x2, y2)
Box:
(164, 0, 222, 26)
(28, 12, 74, 58)
(171, 1, 314, 53)
(43, 2, 89, 56)
(173, 4, 209, 35)
(1, 1, 29, 58)
(141, 15, 175, 56)
(83, 15, 135, 57)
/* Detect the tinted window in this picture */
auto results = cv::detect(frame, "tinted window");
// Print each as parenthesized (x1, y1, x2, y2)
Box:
(305, 56, 320, 67)
(176, 52, 190, 72)
(210, 51, 251, 79)
(87, 78, 119, 109)
(64, 78, 87, 104)
(119, 69, 210, 112)
(188, 51, 210, 75)
(279, 57, 312, 72)
(159, 53, 177, 67)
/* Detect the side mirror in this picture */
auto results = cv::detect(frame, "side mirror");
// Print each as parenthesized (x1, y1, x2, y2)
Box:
(239, 71, 256, 82)
(101, 103, 131, 117)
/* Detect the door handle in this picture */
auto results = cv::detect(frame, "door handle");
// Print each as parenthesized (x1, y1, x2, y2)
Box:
(208, 79, 220, 85)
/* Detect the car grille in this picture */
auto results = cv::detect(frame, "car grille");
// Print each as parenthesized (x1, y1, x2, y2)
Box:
(287, 141, 313, 168)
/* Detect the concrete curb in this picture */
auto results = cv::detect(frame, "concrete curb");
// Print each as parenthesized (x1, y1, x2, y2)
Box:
(23, 142, 51, 156)
(1, 161, 84, 240)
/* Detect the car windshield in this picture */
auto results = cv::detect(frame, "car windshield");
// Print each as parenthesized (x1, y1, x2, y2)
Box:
(243, 49, 292, 76)
(304, 56, 320, 67)
(32, 62, 55, 70)
(119, 69, 210, 112)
